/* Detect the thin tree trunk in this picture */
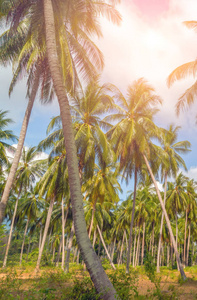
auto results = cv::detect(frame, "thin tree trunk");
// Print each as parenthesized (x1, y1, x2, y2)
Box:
(19, 218, 29, 265)
(0, 68, 40, 225)
(143, 154, 187, 280)
(97, 225, 116, 270)
(175, 212, 178, 249)
(39, 227, 42, 251)
(56, 204, 69, 267)
(186, 223, 191, 267)
(132, 227, 137, 266)
(65, 222, 75, 273)
(26, 236, 32, 262)
(73, 246, 78, 263)
(183, 208, 188, 267)
(2, 188, 21, 268)
(92, 230, 97, 249)
(43, 1, 118, 298)
(118, 230, 125, 266)
(157, 172, 167, 272)
(151, 223, 155, 257)
(126, 167, 137, 273)
(167, 244, 170, 267)
(141, 222, 145, 265)
(135, 227, 140, 267)
(111, 238, 116, 262)
(35, 196, 55, 271)
(89, 202, 96, 238)
(61, 197, 65, 270)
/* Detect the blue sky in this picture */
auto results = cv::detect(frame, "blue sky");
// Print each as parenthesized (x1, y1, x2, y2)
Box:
(1, 0, 197, 197)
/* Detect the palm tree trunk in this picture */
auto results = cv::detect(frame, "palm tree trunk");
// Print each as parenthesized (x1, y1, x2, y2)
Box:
(175, 212, 178, 249)
(43, 1, 118, 298)
(132, 227, 137, 266)
(157, 172, 167, 272)
(143, 154, 186, 280)
(183, 208, 188, 267)
(126, 167, 137, 273)
(56, 204, 69, 267)
(111, 238, 116, 262)
(39, 226, 42, 251)
(118, 230, 125, 266)
(19, 218, 29, 265)
(89, 202, 96, 238)
(2, 188, 21, 268)
(167, 244, 170, 267)
(97, 225, 116, 270)
(61, 197, 65, 270)
(65, 222, 75, 273)
(141, 221, 145, 265)
(92, 230, 97, 249)
(135, 227, 140, 267)
(151, 223, 155, 257)
(186, 223, 191, 267)
(0, 67, 40, 225)
(26, 236, 32, 262)
(36, 196, 55, 271)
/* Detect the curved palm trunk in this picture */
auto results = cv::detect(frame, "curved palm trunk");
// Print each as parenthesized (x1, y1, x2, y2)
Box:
(35, 196, 55, 271)
(0, 68, 40, 225)
(19, 218, 29, 265)
(65, 222, 75, 273)
(126, 167, 137, 273)
(43, 1, 118, 298)
(143, 154, 186, 280)
(97, 225, 116, 270)
(2, 189, 21, 268)
(157, 172, 167, 272)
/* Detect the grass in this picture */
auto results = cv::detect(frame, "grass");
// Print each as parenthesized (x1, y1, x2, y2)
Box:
(0, 263, 197, 299)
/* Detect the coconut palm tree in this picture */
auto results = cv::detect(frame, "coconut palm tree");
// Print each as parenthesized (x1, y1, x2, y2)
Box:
(105, 78, 162, 273)
(0, 0, 106, 225)
(167, 21, 197, 115)
(157, 125, 191, 272)
(2, 146, 45, 268)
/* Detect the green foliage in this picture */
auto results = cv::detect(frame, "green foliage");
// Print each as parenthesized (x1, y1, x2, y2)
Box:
(66, 276, 99, 300)
(108, 268, 139, 299)
(144, 253, 162, 299)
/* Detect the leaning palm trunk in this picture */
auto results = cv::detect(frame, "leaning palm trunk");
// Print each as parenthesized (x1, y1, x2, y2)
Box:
(126, 167, 137, 273)
(43, 1, 118, 298)
(143, 154, 187, 280)
(97, 225, 116, 270)
(56, 204, 69, 267)
(2, 187, 21, 268)
(36, 196, 55, 271)
(19, 218, 29, 265)
(65, 222, 75, 273)
(0, 67, 40, 225)
(157, 172, 167, 272)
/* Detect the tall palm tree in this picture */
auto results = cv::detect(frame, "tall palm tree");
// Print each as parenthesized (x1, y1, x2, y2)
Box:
(0, 0, 106, 224)
(167, 21, 197, 115)
(105, 78, 162, 273)
(2, 146, 45, 268)
(157, 125, 191, 272)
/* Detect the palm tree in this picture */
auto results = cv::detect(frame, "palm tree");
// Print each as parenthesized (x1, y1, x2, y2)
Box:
(106, 78, 162, 273)
(0, 110, 17, 174)
(157, 125, 191, 272)
(2, 146, 45, 268)
(167, 21, 197, 115)
(0, 0, 106, 225)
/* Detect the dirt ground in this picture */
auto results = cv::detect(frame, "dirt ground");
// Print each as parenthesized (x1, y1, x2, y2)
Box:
(0, 268, 197, 299)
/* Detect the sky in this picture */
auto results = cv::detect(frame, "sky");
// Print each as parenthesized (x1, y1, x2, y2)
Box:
(1, 0, 197, 196)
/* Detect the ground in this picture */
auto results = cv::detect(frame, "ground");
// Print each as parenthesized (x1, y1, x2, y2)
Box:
(0, 265, 197, 299)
